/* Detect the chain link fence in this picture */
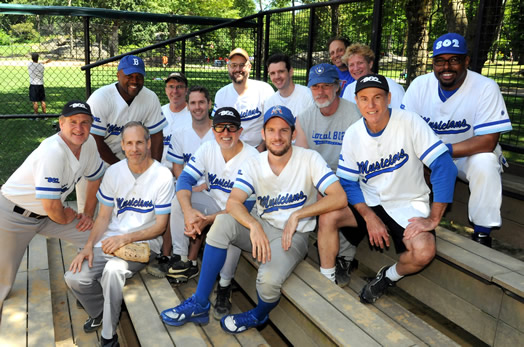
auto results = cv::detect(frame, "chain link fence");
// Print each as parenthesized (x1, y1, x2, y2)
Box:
(1, 0, 523, 184)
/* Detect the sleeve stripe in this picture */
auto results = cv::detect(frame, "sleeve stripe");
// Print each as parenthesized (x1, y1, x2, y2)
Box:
(474, 119, 512, 130)
(420, 140, 443, 162)
(317, 174, 338, 194)
(97, 189, 113, 201)
(315, 171, 335, 191)
(86, 161, 105, 179)
(186, 163, 204, 177)
(337, 165, 359, 175)
(36, 186, 61, 192)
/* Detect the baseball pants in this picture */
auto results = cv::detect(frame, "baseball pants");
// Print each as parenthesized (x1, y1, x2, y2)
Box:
(206, 213, 309, 303)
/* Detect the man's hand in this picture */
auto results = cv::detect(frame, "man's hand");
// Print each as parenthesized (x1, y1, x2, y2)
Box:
(101, 235, 129, 255)
(183, 207, 206, 237)
(365, 213, 390, 249)
(250, 222, 271, 263)
(192, 183, 208, 193)
(69, 247, 93, 273)
(404, 216, 438, 240)
(75, 213, 94, 232)
(63, 207, 78, 224)
(184, 215, 211, 239)
(282, 212, 299, 251)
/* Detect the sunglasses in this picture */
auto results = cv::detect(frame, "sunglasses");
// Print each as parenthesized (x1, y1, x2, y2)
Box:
(213, 124, 240, 133)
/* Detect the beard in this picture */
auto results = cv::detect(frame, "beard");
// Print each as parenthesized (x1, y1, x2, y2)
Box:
(266, 140, 292, 157)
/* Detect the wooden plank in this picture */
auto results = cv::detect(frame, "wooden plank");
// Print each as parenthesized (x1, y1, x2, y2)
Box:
(493, 320, 524, 347)
(498, 292, 524, 333)
(28, 235, 49, 271)
(135, 270, 207, 346)
(27, 268, 55, 346)
(492, 272, 524, 298)
(292, 261, 415, 346)
(0, 271, 27, 347)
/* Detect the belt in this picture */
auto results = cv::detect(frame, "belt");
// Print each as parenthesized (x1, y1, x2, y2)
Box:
(13, 205, 47, 219)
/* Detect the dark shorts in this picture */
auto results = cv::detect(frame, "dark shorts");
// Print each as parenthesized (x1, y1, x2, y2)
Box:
(341, 204, 435, 254)
(29, 84, 45, 102)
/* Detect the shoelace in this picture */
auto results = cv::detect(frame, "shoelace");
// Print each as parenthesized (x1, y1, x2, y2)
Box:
(232, 312, 257, 327)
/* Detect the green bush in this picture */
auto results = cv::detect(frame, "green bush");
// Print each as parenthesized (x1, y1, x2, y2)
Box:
(9, 22, 39, 43)
(0, 29, 11, 45)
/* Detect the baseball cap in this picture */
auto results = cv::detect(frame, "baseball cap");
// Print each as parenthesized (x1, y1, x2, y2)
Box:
(432, 33, 467, 57)
(228, 48, 250, 61)
(263, 105, 295, 127)
(62, 100, 93, 118)
(165, 72, 188, 85)
(213, 107, 242, 127)
(307, 63, 339, 87)
(118, 55, 146, 76)
(354, 74, 389, 94)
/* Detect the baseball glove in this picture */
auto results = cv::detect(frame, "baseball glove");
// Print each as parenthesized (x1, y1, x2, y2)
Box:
(112, 242, 150, 263)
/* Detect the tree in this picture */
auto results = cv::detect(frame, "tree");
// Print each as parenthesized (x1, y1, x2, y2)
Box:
(405, 0, 433, 84)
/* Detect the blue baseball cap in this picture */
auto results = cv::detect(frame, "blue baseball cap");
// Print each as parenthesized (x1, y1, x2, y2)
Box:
(118, 55, 146, 76)
(432, 33, 467, 57)
(264, 105, 295, 127)
(307, 63, 339, 87)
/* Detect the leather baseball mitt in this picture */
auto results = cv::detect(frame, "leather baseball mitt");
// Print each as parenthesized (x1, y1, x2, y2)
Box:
(112, 242, 150, 263)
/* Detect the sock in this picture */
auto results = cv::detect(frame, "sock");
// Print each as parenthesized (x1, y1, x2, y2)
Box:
(473, 225, 492, 235)
(195, 244, 227, 307)
(385, 264, 403, 282)
(320, 266, 336, 282)
(219, 277, 232, 287)
(192, 260, 197, 266)
(181, 255, 189, 262)
(251, 292, 279, 320)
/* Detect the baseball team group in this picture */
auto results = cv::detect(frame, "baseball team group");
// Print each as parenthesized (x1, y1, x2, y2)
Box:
(0, 32, 512, 346)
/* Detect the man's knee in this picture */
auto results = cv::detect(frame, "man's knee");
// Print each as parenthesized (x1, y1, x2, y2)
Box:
(464, 152, 501, 180)
(256, 271, 285, 303)
(206, 214, 238, 249)
(405, 234, 436, 266)
(64, 270, 95, 290)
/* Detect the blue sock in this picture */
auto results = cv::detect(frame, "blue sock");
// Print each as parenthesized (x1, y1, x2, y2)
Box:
(195, 244, 227, 307)
(474, 225, 492, 235)
(251, 292, 279, 320)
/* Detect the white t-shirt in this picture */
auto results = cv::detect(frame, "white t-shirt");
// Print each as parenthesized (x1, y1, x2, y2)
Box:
(161, 103, 192, 168)
(28, 62, 44, 85)
(2, 134, 105, 215)
(234, 146, 338, 232)
(88, 83, 167, 160)
(212, 80, 274, 147)
(96, 160, 174, 254)
(342, 77, 405, 109)
(263, 84, 314, 118)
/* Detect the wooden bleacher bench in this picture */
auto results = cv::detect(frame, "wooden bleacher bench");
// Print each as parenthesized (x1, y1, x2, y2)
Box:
(0, 235, 54, 346)
(355, 226, 524, 346)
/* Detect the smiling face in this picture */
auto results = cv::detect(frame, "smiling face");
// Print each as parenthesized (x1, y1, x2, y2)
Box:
(262, 117, 295, 157)
(121, 125, 151, 166)
(347, 54, 373, 81)
(433, 53, 470, 90)
(355, 87, 391, 133)
(59, 114, 93, 150)
(188, 91, 211, 122)
(117, 70, 144, 102)
(311, 83, 339, 108)
(329, 40, 347, 70)
(227, 55, 251, 84)
(213, 122, 242, 150)
(268, 61, 293, 91)
(165, 79, 187, 107)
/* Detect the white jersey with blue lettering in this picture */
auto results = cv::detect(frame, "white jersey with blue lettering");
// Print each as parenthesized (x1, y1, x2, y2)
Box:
(161, 104, 192, 169)
(400, 70, 512, 144)
(342, 77, 405, 109)
(183, 140, 259, 209)
(263, 84, 314, 117)
(96, 159, 174, 254)
(1, 134, 105, 216)
(234, 146, 338, 233)
(88, 83, 167, 160)
(212, 80, 274, 147)
(337, 109, 447, 228)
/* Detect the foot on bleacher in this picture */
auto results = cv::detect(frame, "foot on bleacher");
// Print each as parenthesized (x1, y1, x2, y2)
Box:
(472, 232, 492, 248)
(213, 283, 232, 320)
(83, 313, 103, 333)
(161, 295, 210, 326)
(335, 257, 351, 287)
(100, 333, 119, 347)
(146, 255, 171, 278)
(166, 258, 199, 285)
(359, 265, 395, 304)
(220, 309, 268, 334)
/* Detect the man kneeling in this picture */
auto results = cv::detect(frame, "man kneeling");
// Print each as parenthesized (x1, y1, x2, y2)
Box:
(161, 105, 347, 333)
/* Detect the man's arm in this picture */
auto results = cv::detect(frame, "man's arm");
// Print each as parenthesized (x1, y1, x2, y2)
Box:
(41, 199, 77, 225)
(172, 163, 184, 179)
(150, 131, 164, 162)
(92, 134, 120, 165)
(448, 133, 499, 158)
(226, 187, 271, 263)
(294, 118, 309, 148)
(74, 178, 102, 231)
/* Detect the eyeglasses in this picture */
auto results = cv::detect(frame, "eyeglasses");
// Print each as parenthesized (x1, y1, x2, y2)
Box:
(213, 124, 240, 133)
(228, 62, 248, 70)
(433, 56, 463, 67)
(166, 85, 187, 90)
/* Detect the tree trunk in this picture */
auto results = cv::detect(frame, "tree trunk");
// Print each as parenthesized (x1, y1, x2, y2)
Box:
(405, 0, 433, 85)
(109, 21, 119, 57)
(440, 0, 468, 35)
(168, 23, 176, 67)
(291, 1, 297, 56)
(331, 4, 340, 38)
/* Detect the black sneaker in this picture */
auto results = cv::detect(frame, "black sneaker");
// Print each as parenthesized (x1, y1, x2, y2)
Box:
(83, 313, 103, 333)
(359, 266, 395, 304)
(166, 258, 199, 285)
(146, 255, 170, 278)
(335, 257, 351, 287)
(213, 283, 232, 320)
(472, 232, 492, 248)
(100, 334, 119, 347)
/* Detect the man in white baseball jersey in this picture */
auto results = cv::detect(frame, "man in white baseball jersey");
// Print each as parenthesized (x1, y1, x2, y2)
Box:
(340, 43, 405, 109)
(401, 33, 513, 247)
(65, 122, 174, 347)
(331, 74, 457, 303)
(264, 53, 313, 116)
(161, 105, 347, 333)
(295, 63, 362, 287)
(161, 72, 192, 170)
(166, 106, 258, 319)
(146, 86, 214, 278)
(0, 100, 104, 309)
(212, 48, 274, 151)
(328, 37, 354, 95)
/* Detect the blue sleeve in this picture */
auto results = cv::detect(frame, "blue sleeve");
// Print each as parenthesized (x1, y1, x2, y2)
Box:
(243, 199, 255, 212)
(175, 171, 198, 192)
(429, 151, 457, 203)
(340, 177, 365, 206)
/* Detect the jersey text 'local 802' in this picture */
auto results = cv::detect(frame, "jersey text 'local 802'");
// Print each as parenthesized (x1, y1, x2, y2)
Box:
(1, 134, 105, 216)
(95, 160, 174, 254)
(234, 146, 339, 233)
(401, 71, 512, 144)
(337, 109, 448, 228)
(211, 80, 274, 147)
(183, 140, 259, 209)
(88, 83, 167, 160)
